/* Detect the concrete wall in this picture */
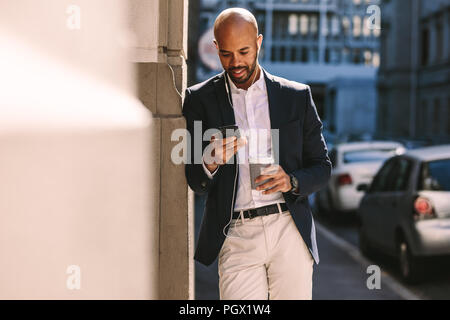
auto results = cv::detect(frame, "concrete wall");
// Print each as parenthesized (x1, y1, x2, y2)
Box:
(0, 0, 135, 93)
(129, 0, 194, 299)
(0, 0, 158, 299)
(0, 0, 193, 300)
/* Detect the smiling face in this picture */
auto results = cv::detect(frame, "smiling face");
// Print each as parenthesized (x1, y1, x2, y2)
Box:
(213, 9, 263, 89)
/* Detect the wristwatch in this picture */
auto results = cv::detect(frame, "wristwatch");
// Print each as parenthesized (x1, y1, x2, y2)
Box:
(289, 174, 299, 193)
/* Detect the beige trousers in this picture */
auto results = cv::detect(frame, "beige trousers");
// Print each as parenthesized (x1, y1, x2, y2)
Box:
(218, 210, 314, 300)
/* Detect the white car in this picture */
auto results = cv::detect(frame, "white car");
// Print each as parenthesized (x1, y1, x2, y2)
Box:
(315, 141, 406, 216)
(358, 145, 450, 283)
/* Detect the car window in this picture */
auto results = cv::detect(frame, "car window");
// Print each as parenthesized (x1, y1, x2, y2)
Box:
(369, 158, 397, 193)
(343, 148, 398, 164)
(418, 158, 450, 191)
(389, 158, 412, 192)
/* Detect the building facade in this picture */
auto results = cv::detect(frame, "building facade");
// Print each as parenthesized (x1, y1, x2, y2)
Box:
(377, 0, 450, 145)
(197, 0, 381, 139)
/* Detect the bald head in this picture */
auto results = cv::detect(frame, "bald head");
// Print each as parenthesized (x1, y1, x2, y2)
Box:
(214, 8, 258, 42)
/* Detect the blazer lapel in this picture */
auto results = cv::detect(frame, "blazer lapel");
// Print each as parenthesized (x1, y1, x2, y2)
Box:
(213, 71, 236, 126)
(262, 68, 284, 164)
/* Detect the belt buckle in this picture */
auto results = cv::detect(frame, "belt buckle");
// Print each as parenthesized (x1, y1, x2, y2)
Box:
(263, 207, 269, 216)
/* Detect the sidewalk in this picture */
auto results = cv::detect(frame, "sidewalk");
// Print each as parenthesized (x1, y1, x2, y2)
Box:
(311, 224, 404, 299)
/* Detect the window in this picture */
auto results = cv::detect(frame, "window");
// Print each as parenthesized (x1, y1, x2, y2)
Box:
(364, 50, 372, 65)
(342, 47, 350, 63)
(372, 52, 380, 67)
(353, 48, 362, 64)
(369, 158, 396, 193)
(390, 158, 412, 192)
(288, 14, 298, 35)
(256, 13, 265, 35)
(417, 100, 427, 135)
(311, 47, 319, 63)
(363, 16, 371, 37)
(421, 28, 429, 66)
(418, 159, 450, 191)
(280, 15, 288, 39)
(280, 46, 286, 62)
(342, 16, 350, 36)
(433, 99, 441, 135)
(331, 49, 341, 64)
(300, 14, 309, 36)
(290, 47, 297, 62)
(436, 23, 443, 62)
(325, 48, 330, 63)
(310, 15, 318, 35)
(301, 47, 309, 62)
(353, 16, 362, 37)
(331, 16, 340, 36)
(271, 47, 276, 62)
(343, 148, 399, 164)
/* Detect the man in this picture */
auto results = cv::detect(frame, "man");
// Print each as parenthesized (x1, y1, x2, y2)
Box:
(182, 8, 331, 300)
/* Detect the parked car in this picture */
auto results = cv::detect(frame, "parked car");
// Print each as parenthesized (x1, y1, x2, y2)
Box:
(357, 145, 450, 283)
(315, 141, 406, 216)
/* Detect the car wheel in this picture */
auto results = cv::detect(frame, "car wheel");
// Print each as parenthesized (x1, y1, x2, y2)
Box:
(397, 240, 423, 284)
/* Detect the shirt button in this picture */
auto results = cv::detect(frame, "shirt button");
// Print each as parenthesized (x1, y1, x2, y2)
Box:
(201, 181, 207, 188)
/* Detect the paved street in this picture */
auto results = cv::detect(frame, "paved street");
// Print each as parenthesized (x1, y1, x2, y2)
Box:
(317, 212, 450, 300)
(194, 195, 419, 300)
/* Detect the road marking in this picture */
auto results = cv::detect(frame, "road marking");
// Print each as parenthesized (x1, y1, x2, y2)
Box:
(315, 221, 423, 300)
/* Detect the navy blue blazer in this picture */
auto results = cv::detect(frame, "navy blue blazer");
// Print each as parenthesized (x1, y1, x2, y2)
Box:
(182, 68, 331, 266)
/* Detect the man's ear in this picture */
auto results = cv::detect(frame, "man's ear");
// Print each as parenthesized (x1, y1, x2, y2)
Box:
(257, 34, 263, 50)
(213, 39, 218, 50)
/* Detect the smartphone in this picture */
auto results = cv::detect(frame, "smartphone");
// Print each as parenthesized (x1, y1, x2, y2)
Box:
(217, 125, 241, 139)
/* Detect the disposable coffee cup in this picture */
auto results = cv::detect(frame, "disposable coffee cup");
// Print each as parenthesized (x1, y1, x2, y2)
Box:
(249, 156, 275, 190)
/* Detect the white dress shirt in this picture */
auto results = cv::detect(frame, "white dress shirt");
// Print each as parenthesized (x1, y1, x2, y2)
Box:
(203, 67, 285, 211)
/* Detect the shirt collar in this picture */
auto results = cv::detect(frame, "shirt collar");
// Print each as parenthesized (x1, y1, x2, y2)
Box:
(226, 66, 265, 94)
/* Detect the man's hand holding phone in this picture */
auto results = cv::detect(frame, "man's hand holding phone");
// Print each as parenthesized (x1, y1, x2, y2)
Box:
(203, 134, 247, 173)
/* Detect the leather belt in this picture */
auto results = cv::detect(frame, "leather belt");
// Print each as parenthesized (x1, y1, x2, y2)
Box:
(233, 203, 288, 220)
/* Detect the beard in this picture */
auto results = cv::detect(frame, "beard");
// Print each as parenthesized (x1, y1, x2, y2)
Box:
(228, 57, 258, 84)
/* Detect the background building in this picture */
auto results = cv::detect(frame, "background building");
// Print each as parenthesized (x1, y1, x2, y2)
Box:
(377, 0, 450, 145)
(196, 0, 381, 140)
